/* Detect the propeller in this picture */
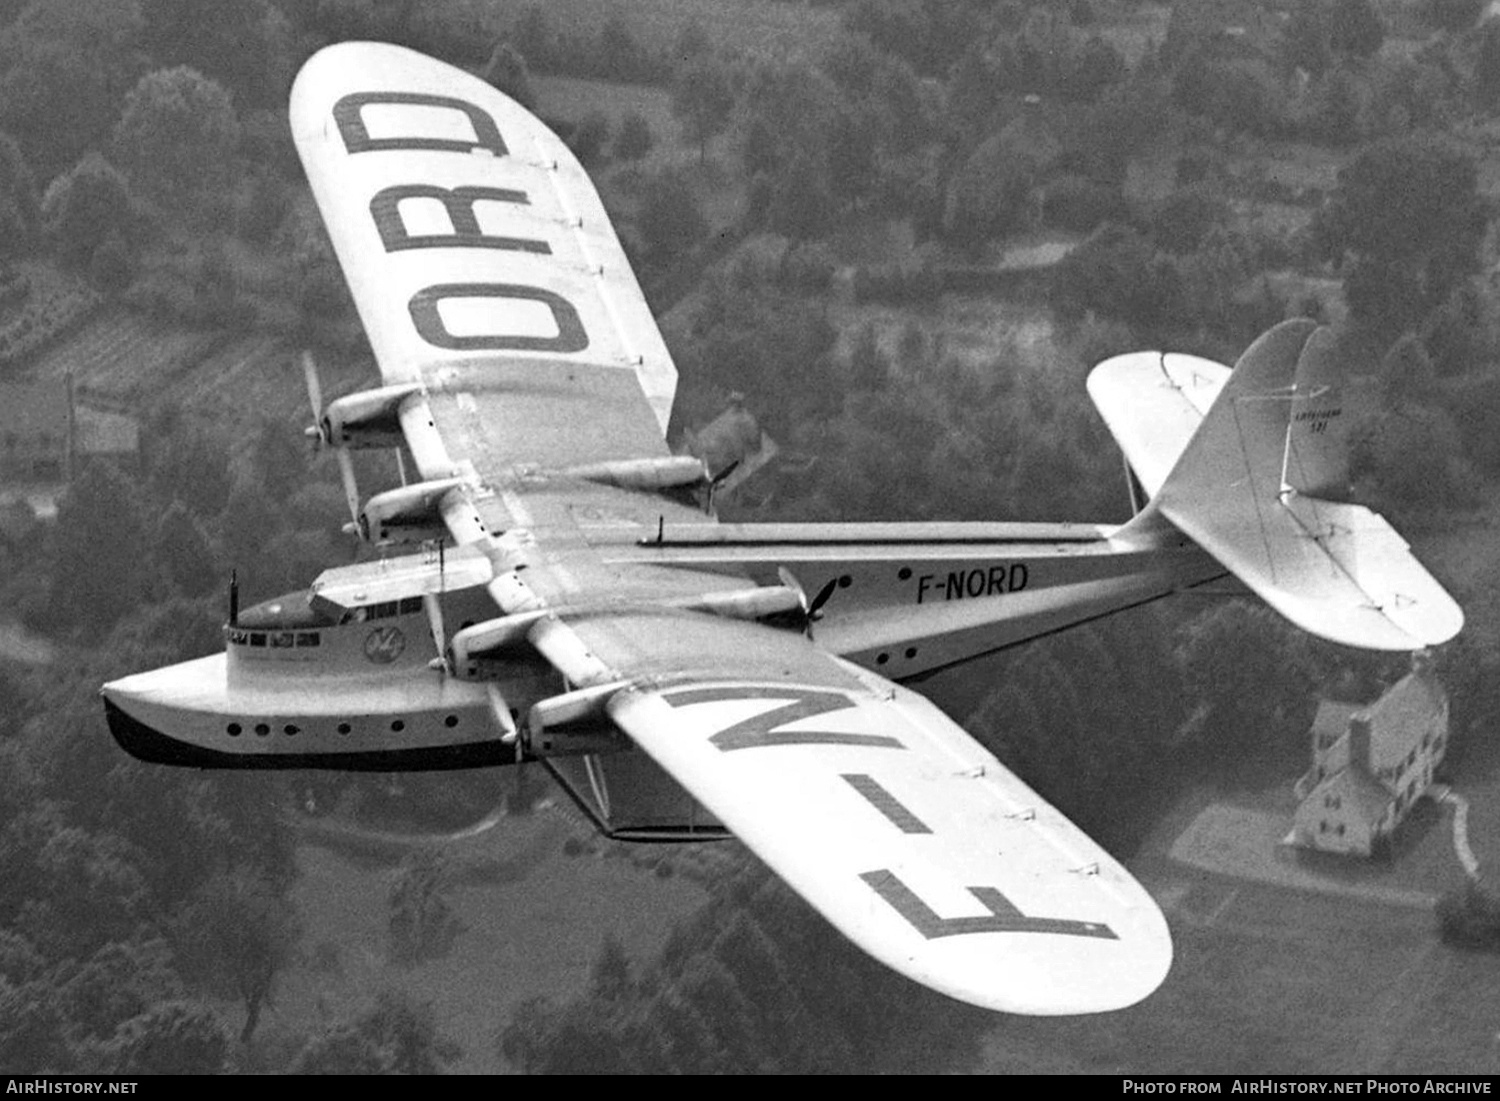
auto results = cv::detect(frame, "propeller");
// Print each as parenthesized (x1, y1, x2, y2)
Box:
(777, 566, 839, 637)
(303, 350, 365, 536)
(335, 448, 363, 536)
(301, 350, 329, 447)
(486, 682, 523, 764)
(423, 590, 448, 672)
(705, 459, 739, 515)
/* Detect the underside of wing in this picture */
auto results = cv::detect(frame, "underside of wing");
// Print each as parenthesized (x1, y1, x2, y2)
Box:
(589, 617, 1172, 1015)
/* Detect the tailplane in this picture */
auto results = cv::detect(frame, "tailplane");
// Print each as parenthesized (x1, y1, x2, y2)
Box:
(1093, 320, 1463, 652)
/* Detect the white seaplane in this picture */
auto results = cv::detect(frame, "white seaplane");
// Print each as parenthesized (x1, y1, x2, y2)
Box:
(101, 42, 1463, 1016)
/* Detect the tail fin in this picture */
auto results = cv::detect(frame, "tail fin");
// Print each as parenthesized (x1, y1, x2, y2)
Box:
(1282, 325, 1378, 502)
(1105, 320, 1462, 652)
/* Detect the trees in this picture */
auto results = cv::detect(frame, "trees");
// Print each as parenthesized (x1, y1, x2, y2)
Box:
(1312, 136, 1485, 338)
(153, 501, 218, 598)
(498, 854, 990, 1073)
(39, 154, 132, 268)
(1049, 223, 1181, 329)
(613, 112, 653, 162)
(47, 461, 146, 632)
(671, 60, 734, 164)
(636, 171, 706, 266)
(0, 131, 37, 257)
(0, 0, 146, 178)
(943, 134, 1034, 245)
(172, 867, 298, 1044)
(1424, 0, 1486, 32)
(112, 66, 241, 215)
(1328, 0, 1385, 58)
(1173, 600, 1319, 765)
(387, 847, 463, 965)
(567, 112, 610, 166)
(1475, 22, 1500, 109)
(482, 41, 536, 111)
(764, 155, 836, 243)
(293, 989, 458, 1074)
(100, 1001, 227, 1074)
(137, 0, 297, 108)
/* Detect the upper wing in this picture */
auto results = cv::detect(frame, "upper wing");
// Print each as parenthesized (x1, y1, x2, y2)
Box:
(600, 629, 1171, 1016)
(289, 41, 676, 439)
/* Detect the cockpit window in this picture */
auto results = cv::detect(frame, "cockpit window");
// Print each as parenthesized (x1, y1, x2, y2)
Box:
(236, 589, 340, 630)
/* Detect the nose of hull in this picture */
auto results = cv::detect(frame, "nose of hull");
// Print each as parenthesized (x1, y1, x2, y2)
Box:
(100, 652, 510, 771)
(102, 693, 215, 767)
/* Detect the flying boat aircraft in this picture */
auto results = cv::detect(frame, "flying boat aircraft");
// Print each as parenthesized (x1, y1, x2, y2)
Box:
(100, 42, 1463, 1016)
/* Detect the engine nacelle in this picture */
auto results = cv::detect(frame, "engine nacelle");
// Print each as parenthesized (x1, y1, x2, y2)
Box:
(526, 681, 631, 757)
(449, 611, 547, 677)
(360, 476, 467, 544)
(566, 455, 707, 491)
(324, 383, 423, 449)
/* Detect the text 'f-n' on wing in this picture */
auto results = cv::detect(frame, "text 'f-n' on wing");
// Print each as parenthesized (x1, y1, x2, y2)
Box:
(604, 656, 1171, 1015)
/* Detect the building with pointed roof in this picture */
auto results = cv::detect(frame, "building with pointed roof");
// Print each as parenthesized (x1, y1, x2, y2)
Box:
(1290, 652, 1449, 857)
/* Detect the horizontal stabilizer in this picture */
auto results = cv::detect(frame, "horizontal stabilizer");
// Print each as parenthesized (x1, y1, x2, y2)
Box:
(1096, 321, 1463, 651)
(1087, 351, 1229, 499)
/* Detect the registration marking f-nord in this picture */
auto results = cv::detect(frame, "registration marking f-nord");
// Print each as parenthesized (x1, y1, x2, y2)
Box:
(915, 563, 1029, 604)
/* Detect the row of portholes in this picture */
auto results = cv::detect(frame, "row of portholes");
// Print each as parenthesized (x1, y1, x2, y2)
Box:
(225, 714, 463, 737)
(874, 646, 920, 666)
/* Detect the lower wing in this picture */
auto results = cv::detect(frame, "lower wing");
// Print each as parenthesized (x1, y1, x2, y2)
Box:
(588, 618, 1171, 1015)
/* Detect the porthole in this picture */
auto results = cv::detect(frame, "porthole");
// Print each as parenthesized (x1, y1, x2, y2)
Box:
(284, 724, 299, 736)
(337, 722, 351, 735)
(391, 719, 405, 732)
(898, 567, 912, 581)
(838, 574, 852, 588)
(227, 723, 241, 737)
(254, 723, 270, 736)
(876, 652, 889, 665)
(904, 647, 917, 659)
(444, 715, 459, 728)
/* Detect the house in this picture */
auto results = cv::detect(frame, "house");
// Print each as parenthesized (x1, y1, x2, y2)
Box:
(0, 378, 139, 527)
(1290, 652, 1449, 857)
(0, 378, 72, 484)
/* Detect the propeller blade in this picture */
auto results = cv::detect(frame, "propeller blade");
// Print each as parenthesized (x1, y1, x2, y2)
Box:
(423, 591, 447, 666)
(807, 576, 840, 619)
(486, 682, 522, 764)
(335, 447, 361, 530)
(301, 350, 325, 443)
(776, 567, 839, 636)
